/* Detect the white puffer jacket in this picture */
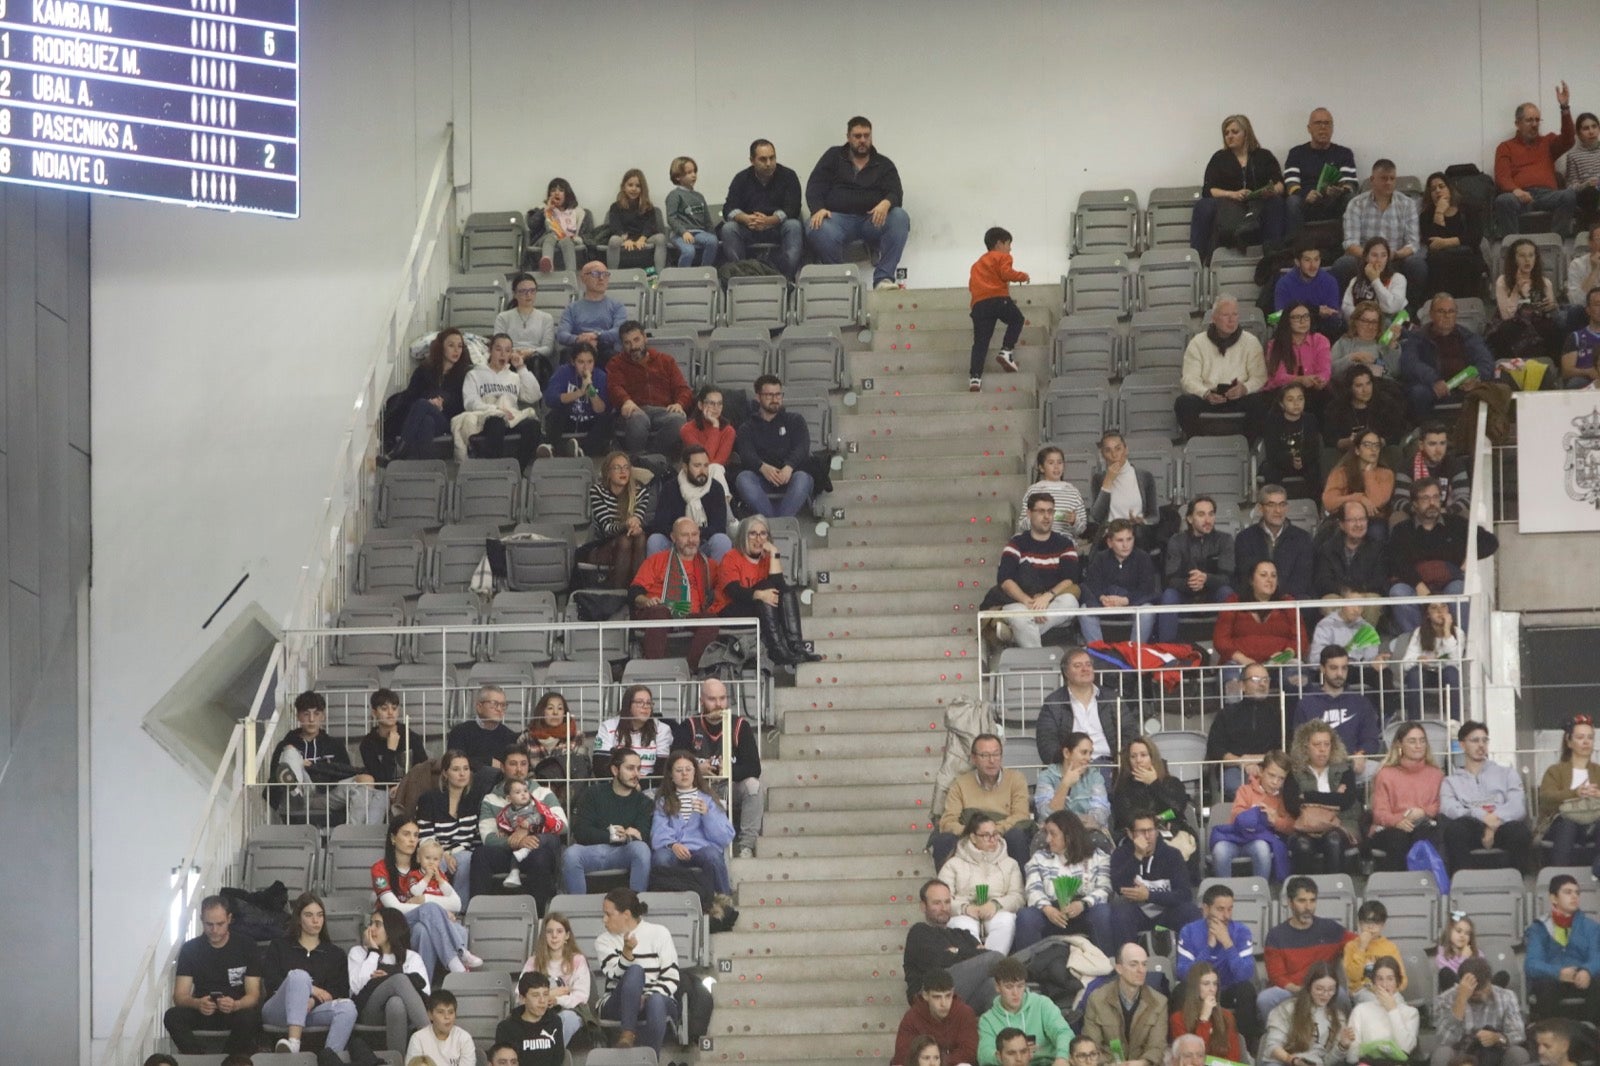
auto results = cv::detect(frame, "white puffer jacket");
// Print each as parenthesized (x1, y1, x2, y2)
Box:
(938, 835, 1025, 913)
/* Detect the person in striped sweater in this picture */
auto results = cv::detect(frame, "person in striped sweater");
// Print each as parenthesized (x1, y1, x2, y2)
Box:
(595, 887, 680, 1053)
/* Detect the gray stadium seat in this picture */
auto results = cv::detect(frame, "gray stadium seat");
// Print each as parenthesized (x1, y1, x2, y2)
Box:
(1051, 312, 1121, 379)
(440, 273, 509, 335)
(586, 1050, 659, 1066)
(388, 663, 460, 744)
(502, 522, 575, 594)
(1449, 868, 1527, 943)
(314, 666, 382, 733)
(485, 590, 558, 667)
(654, 266, 722, 331)
(461, 211, 526, 273)
(441, 970, 517, 1050)
(1182, 436, 1251, 502)
(174, 1055, 319, 1066)
(644, 331, 699, 387)
(335, 595, 406, 667)
(466, 662, 537, 723)
(533, 271, 579, 317)
(1145, 186, 1202, 250)
(701, 326, 773, 400)
(1073, 189, 1140, 256)
(724, 274, 789, 329)
(775, 323, 847, 392)
(606, 267, 655, 326)
(462, 895, 539, 969)
(1116, 374, 1182, 440)
(1363, 870, 1441, 943)
(783, 390, 833, 462)
(431, 523, 499, 592)
(1280, 873, 1357, 930)
(1379, 719, 1450, 757)
(1063, 254, 1132, 316)
(559, 596, 630, 669)
(453, 458, 523, 526)
(620, 658, 693, 720)
(1208, 249, 1260, 308)
(1137, 248, 1205, 314)
(325, 821, 387, 897)
(990, 647, 1064, 732)
(1042, 380, 1111, 450)
(408, 592, 482, 667)
(526, 461, 593, 529)
(1149, 729, 1207, 795)
(243, 824, 321, 896)
(1533, 866, 1600, 917)
(355, 530, 427, 596)
(542, 659, 612, 731)
(1118, 436, 1177, 506)
(1203, 304, 1268, 347)
(794, 264, 865, 327)
(377, 460, 450, 530)
(766, 516, 809, 588)
(1499, 232, 1566, 296)
(1197, 876, 1271, 953)
(1127, 309, 1194, 377)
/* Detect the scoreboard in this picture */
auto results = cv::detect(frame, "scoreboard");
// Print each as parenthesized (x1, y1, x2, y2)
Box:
(0, 0, 299, 217)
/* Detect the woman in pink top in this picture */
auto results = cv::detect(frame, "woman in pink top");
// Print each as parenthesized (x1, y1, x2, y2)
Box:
(1368, 722, 1445, 871)
(1259, 302, 1333, 414)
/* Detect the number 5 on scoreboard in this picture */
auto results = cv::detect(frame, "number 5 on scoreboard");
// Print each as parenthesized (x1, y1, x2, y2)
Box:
(263, 31, 275, 56)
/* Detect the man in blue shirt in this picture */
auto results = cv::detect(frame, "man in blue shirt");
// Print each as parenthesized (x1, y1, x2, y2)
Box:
(1273, 243, 1344, 341)
(556, 263, 628, 365)
(1292, 645, 1382, 782)
(1176, 884, 1261, 1046)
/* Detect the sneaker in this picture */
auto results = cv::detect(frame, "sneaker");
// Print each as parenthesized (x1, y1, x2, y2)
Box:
(994, 620, 1013, 644)
(447, 955, 467, 973)
(874, 278, 898, 290)
(997, 349, 1019, 373)
(968, 377, 982, 392)
(275, 1038, 300, 1054)
(460, 948, 484, 969)
(737, 846, 755, 859)
(566, 438, 584, 457)
(535, 443, 554, 459)
(538, 255, 553, 273)
(503, 868, 522, 888)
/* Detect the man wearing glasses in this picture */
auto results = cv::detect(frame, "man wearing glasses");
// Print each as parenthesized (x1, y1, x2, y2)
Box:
(1397, 294, 1497, 421)
(445, 685, 522, 787)
(1283, 109, 1359, 234)
(1439, 720, 1531, 873)
(1234, 485, 1314, 601)
(733, 374, 813, 518)
(556, 262, 628, 364)
(1493, 82, 1576, 237)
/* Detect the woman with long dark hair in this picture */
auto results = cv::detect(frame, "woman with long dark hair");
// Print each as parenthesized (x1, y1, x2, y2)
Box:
(1170, 961, 1244, 1060)
(387, 327, 473, 460)
(1015, 809, 1113, 952)
(530, 177, 593, 272)
(651, 750, 736, 903)
(1489, 237, 1564, 360)
(414, 750, 482, 910)
(369, 816, 480, 978)
(1321, 428, 1395, 530)
(595, 887, 680, 1054)
(348, 907, 429, 1053)
(1260, 961, 1349, 1066)
(680, 384, 735, 468)
(259, 892, 357, 1054)
(1419, 173, 1486, 299)
(1341, 237, 1406, 328)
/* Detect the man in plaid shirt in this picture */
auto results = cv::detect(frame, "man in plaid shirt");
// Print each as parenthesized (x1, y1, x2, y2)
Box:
(1332, 159, 1426, 299)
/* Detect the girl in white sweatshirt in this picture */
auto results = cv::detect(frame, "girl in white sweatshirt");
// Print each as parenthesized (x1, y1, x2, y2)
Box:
(454, 333, 544, 465)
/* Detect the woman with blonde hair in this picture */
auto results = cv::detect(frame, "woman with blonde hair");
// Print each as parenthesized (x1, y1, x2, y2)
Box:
(585, 451, 650, 589)
(1287, 721, 1357, 874)
(1368, 722, 1444, 871)
(1191, 114, 1285, 262)
(605, 167, 667, 271)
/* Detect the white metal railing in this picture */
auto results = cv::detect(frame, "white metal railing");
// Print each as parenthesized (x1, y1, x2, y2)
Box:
(105, 127, 459, 1066)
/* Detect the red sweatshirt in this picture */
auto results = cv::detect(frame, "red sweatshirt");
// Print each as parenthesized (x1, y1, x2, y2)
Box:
(1212, 594, 1308, 663)
(969, 249, 1029, 305)
(1494, 110, 1576, 191)
(893, 995, 979, 1066)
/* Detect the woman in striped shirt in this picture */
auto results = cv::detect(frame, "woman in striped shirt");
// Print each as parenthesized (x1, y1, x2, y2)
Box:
(586, 451, 652, 589)
(414, 752, 483, 909)
(595, 887, 680, 1053)
(1018, 445, 1087, 539)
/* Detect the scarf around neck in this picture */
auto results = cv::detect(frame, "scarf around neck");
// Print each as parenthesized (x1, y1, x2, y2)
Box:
(1208, 324, 1241, 353)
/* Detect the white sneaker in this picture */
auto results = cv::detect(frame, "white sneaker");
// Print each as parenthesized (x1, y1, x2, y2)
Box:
(460, 948, 484, 969)
(276, 1038, 300, 1053)
(969, 377, 983, 392)
(737, 846, 755, 859)
(447, 955, 467, 973)
(874, 278, 898, 290)
(503, 868, 522, 888)
(997, 349, 1019, 372)
(994, 620, 1013, 643)
(535, 443, 554, 459)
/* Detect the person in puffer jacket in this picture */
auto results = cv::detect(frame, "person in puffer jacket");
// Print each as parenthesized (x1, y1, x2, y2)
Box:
(938, 814, 1025, 956)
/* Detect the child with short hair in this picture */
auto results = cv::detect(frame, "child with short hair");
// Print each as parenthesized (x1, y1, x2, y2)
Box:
(967, 226, 1031, 392)
(665, 156, 719, 267)
(1344, 899, 1407, 1001)
(405, 990, 476, 1066)
(493, 971, 567, 1066)
(496, 779, 559, 889)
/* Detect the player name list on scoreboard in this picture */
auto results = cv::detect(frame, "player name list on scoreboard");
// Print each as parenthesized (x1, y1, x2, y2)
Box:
(0, 0, 299, 216)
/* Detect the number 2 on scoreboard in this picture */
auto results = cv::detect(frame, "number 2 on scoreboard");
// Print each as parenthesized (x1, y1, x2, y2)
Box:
(264, 144, 275, 170)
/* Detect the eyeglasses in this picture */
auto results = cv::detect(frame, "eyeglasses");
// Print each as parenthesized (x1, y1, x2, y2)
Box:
(974, 831, 1001, 840)
(1358, 440, 1382, 449)
(1244, 675, 1271, 684)
(582, 270, 611, 279)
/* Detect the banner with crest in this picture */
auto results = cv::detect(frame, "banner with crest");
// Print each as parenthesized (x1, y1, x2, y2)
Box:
(1517, 392, 1600, 533)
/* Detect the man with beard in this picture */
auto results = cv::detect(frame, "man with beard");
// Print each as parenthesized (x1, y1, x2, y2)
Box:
(647, 444, 732, 562)
(805, 115, 911, 290)
(720, 138, 804, 278)
(733, 375, 813, 517)
(1387, 479, 1473, 634)
(1292, 646, 1382, 783)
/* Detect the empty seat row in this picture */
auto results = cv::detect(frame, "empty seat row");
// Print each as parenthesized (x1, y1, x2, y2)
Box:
(377, 456, 592, 531)
(1062, 249, 1213, 317)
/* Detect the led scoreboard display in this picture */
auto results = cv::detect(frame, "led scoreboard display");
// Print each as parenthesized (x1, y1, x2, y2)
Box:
(0, 0, 299, 216)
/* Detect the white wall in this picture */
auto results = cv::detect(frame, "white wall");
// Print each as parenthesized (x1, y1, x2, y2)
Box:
(87, 0, 1600, 1038)
(462, 0, 1599, 285)
(87, 0, 458, 1032)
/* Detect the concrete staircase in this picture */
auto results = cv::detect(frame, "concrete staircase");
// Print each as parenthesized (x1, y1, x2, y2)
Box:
(702, 284, 1060, 1066)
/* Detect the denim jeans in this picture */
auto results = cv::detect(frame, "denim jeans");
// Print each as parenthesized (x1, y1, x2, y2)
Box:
(1494, 186, 1576, 237)
(1403, 665, 1462, 718)
(647, 531, 731, 562)
(1079, 605, 1156, 645)
(262, 970, 357, 1051)
(1014, 900, 1115, 955)
(602, 964, 673, 1052)
(806, 208, 912, 284)
(672, 230, 720, 267)
(1211, 836, 1274, 879)
(405, 902, 468, 976)
(734, 468, 814, 518)
(1387, 580, 1465, 635)
(560, 840, 653, 894)
(720, 217, 804, 278)
(618, 406, 687, 455)
(1155, 585, 1235, 643)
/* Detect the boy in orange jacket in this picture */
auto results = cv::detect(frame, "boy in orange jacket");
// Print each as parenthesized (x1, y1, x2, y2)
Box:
(968, 226, 1031, 391)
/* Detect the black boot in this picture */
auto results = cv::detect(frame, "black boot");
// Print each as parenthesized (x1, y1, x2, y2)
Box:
(778, 586, 823, 662)
(756, 603, 801, 667)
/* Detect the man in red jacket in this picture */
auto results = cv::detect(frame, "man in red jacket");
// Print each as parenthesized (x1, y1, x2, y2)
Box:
(607, 320, 693, 457)
(630, 516, 718, 668)
(1494, 81, 1577, 236)
(893, 969, 979, 1066)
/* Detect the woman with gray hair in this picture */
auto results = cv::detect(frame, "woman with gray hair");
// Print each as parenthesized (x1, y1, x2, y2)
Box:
(711, 514, 822, 669)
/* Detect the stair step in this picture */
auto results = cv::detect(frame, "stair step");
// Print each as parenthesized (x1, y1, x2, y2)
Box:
(808, 589, 990, 619)
(778, 706, 944, 735)
(712, 977, 907, 1009)
(841, 435, 1028, 461)
(700, 1033, 899, 1062)
(776, 731, 944, 761)
(737, 876, 925, 907)
(871, 306, 1056, 333)
(733, 902, 921, 933)
(851, 389, 1039, 415)
(757, 831, 931, 859)
(847, 361, 1047, 392)
(814, 521, 1011, 549)
(758, 757, 941, 789)
(733, 851, 934, 881)
(714, 927, 909, 958)
(791, 659, 980, 688)
(828, 474, 1027, 507)
(872, 325, 1049, 352)
(834, 455, 1027, 480)
(823, 502, 1015, 529)
(812, 567, 993, 595)
(762, 806, 937, 835)
(811, 635, 983, 663)
(870, 281, 1062, 315)
(767, 782, 934, 810)
(717, 952, 909, 984)
(813, 541, 1011, 570)
(838, 412, 1031, 441)
(708, 1003, 907, 1037)
(773, 680, 969, 712)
